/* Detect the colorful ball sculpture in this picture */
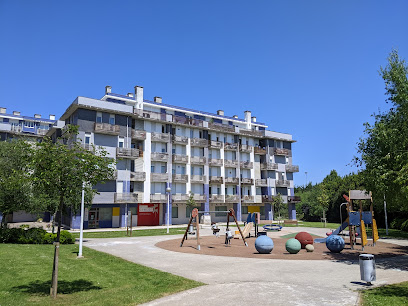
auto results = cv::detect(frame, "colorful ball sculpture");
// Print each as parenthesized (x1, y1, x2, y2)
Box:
(326, 235, 345, 253)
(285, 238, 301, 254)
(305, 244, 314, 252)
(295, 232, 314, 249)
(255, 235, 274, 254)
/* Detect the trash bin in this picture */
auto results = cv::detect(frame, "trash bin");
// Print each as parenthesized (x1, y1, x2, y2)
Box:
(359, 254, 376, 284)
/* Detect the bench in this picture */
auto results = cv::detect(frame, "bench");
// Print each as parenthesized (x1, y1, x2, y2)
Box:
(283, 219, 298, 226)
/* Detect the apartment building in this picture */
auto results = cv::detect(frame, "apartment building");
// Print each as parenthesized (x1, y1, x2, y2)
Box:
(55, 85, 300, 229)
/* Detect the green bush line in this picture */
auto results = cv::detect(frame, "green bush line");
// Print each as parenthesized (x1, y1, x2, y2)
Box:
(0, 227, 74, 244)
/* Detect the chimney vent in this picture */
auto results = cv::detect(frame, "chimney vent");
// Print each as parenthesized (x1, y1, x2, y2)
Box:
(127, 93, 134, 98)
(13, 111, 21, 116)
(251, 116, 256, 122)
(49, 114, 56, 120)
(233, 115, 238, 119)
(34, 114, 41, 118)
(0, 107, 6, 114)
(105, 85, 112, 94)
(154, 97, 162, 104)
(134, 86, 144, 103)
(217, 110, 224, 116)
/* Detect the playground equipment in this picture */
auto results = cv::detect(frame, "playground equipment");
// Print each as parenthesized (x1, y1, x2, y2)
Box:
(295, 232, 313, 249)
(285, 238, 301, 254)
(326, 235, 345, 253)
(315, 190, 379, 251)
(255, 235, 274, 254)
(180, 208, 247, 250)
(305, 244, 314, 252)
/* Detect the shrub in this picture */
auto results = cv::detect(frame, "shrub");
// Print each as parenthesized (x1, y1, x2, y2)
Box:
(0, 227, 73, 244)
(401, 219, 408, 232)
(23, 228, 47, 244)
(390, 218, 405, 230)
(42, 230, 74, 245)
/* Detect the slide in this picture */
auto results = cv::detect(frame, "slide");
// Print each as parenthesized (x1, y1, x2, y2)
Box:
(236, 222, 253, 239)
(315, 219, 349, 243)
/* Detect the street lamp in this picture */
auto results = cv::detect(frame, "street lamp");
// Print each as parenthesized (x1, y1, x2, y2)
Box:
(78, 182, 85, 258)
(305, 172, 308, 188)
(166, 187, 171, 234)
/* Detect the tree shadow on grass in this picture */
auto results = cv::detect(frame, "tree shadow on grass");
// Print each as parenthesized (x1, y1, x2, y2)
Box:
(13, 279, 102, 295)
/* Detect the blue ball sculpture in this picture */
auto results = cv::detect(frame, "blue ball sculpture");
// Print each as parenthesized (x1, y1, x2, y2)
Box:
(255, 235, 274, 254)
(326, 235, 345, 253)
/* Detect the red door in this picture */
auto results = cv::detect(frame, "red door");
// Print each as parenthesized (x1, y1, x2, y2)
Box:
(137, 204, 160, 226)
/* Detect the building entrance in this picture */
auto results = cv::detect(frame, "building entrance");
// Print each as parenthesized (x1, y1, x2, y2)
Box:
(88, 208, 99, 228)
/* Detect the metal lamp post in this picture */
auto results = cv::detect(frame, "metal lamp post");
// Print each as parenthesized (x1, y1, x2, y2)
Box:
(78, 182, 85, 258)
(166, 187, 171, 234)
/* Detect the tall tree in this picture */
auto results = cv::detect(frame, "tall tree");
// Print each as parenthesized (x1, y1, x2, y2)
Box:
(31, 125, 115, 298)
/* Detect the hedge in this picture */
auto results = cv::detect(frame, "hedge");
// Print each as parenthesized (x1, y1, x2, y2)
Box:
(0, 227, 74, 244)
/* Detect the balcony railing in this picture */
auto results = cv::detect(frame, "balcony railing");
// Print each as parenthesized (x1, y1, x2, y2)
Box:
(151, 152, 168, 161)
(288, 196, 301, 203)
(191, 175, 205, 183)
(225, 195, 240, 202)
(224, 159, 238, 167)
(260, 162, 278, 170)
(241, 178, 253, 185)
(254, 147, 267, 155)
(276, 179, 290, 187)
(172, 135, 188, 145)
(94, 123, 120, 135)
(224, 142, 238, 150)
(37, 128, 48, 136)
(191, 138, 208, 147)
(209, 140, 223, 149)
(190, 156, 206, 165)
(209, 158, 223, 166)
(209, 194, 225, 202)
(285, 165, 299, 172)
(208, 122, 235, 133)
(172, 115, 204, 127)
(262, 195, 276, 202)
(255, 179, 267, 187)
(241, 195, 254, 203)
(240, 144, 253, 153)
(172, 194, 189, 202)
(114, 192, 139, 203)
(239, 128, 264, 137)
(225, 177, 239, 185)
(130, 171, 146, 181)
(151, 132, 170, 142)
(274, 148, 291, 156)
(172, 174, 188, 183)
(209, 176, 223, 184)
(116, 147, 140, 158)
(193, 194, 206, 202)
(131, 129, 146, 140)
(11, 125, 22, 133)
(150, 173, 169, 182)
(134, 109, 168, 122)
(172, 154, 188, 163)
(240, 161, 253, 169)
(150, 194, 167, 203)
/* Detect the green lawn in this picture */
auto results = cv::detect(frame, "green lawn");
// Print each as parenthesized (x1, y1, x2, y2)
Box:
(0, 244, 203, 305)
(71, 227, 186, 239)
(361, 281, 408, 306)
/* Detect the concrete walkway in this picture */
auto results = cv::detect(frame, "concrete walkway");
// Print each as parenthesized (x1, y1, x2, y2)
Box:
(83, 227, 408, 306)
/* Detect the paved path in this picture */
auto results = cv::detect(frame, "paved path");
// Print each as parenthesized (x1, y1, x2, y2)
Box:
(83, 227, 408, 306)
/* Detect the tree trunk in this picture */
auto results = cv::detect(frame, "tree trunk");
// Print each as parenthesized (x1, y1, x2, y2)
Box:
(50, 201, 63, 298)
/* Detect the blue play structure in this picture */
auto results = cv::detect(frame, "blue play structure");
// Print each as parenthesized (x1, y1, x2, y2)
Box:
(255, 235, 274, 254)
(326, 235, 345, 253)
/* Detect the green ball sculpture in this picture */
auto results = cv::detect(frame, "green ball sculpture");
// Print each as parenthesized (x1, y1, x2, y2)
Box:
(285, 238, 301, 254)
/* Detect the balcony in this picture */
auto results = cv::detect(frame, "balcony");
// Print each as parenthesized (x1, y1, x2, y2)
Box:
(241, 178, 253, 185)
(209, 176, 223, 184)
(37, 128, 48, 136)
(150, 173, 169, 182)
(276, 179, 290, 187)
(114, 192, 139, 203)
(172, 174, 188, 183)
(172, 194, 189, 203)
(151, 152, 168, 162)
(225, 177, 239, 185)
(208, 122, 235, 133)
(224, 143, 238, 150)
(255, 179, 268, 187)
(82, 143, 94, 151)
(260, 162, 278, 170)
(172, 154, 188, 163)
(131, 129, 146, 140)
(209, 158, 223, 166)
(116, 147, 141, 158)
(239, 128, 264, 137)
(191, 138, 208, 147)
(262, 195, 276, 203)
(10, 125, 22, 133)
(224, 159, 238, 167)
(209, 140, 223, 149)
(190, 156, 206, 165)
(172, 135, 188, 145)
(254, 147, 267, 155)
(151, 132, 170, 142)
(225, 195, 240, 202)
(193, 194, 206, 202)
(274, 148, 291, 156)
(130, 171, 146, 181)
(286, 165, 299, 172)
(134, 109, 167, 122)
(150, 194, 167, 203)
(190, 175, 205, 183)
(172, 115, 204, 127)
(240, 161, 253, 169)
(288, 196, 301, 203)
(241, 195, 254, 203)
(209, 194, 225, 202)
(240, 144, 253, 153)
(94, 123, 120, 135)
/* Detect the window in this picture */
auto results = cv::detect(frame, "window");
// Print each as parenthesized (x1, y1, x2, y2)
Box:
(96, 112, 102, 123)
(215, 206, 227, 217)
(161, 165, 166, 174)
(118, 137, 124, 148)
(151, 165, 155, 173)
(24, 121, 35, 128)
(242, 206, 248, 214)
(129, 206, 138, 216)
(85, 133, 91, 144)
(109, 114, 115, 125)
(260, 206, 265, 216)
(172, 207, 178, 219)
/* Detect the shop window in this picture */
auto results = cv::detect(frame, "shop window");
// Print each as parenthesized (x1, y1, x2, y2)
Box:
(172, 207, 178, 219)
(215, 206, 227, 217)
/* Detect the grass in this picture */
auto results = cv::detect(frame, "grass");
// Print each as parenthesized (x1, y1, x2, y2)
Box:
(71, 227, 187, 239)
(361, 281, 408, 306)
(0, 244, 203, 305)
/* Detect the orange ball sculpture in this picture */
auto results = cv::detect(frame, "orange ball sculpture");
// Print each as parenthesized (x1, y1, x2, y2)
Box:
(295, 232, 314, 249)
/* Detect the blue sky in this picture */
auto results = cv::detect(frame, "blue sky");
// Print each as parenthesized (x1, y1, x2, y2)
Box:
(1, 1, 407, 185)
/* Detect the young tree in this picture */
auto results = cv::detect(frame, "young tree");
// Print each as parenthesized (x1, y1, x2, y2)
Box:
(31, 125, 115, 298)
(317, 185, 330, 227)
(272, 193, 284, 222)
